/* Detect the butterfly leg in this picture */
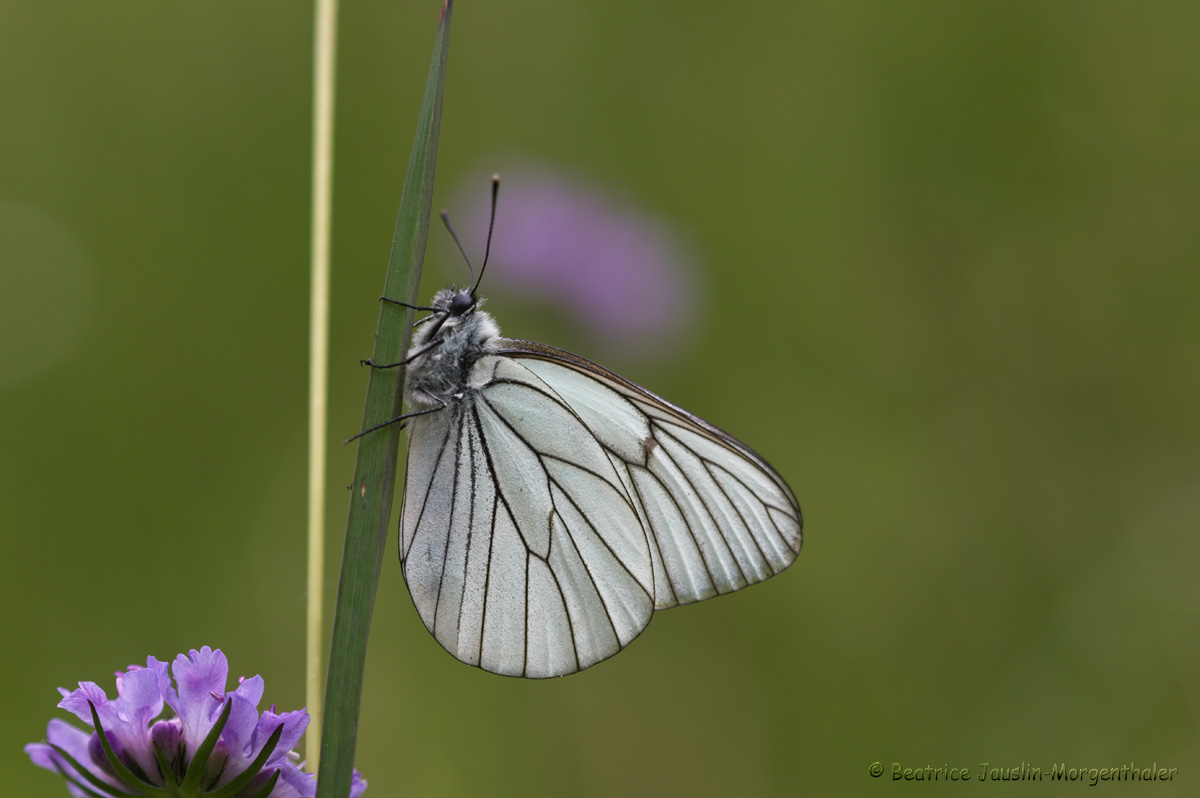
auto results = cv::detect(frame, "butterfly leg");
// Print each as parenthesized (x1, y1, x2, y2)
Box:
(379, 295, 438, 311)
(377, 296, 440, 327)
(343, 397, 447, 445)
(360, 336, 444, 369)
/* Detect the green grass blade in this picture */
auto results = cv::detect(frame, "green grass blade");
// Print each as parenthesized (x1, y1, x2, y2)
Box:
(315, 3, 453, 796)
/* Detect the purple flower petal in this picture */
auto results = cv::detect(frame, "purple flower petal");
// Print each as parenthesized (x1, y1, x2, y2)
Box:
(113, 663, 166, 722)
(56, 679, 158, 777)
(232, 673, 265, 707)
(276, 762, 319, 797)
(56, 682, 110, 726)
(26, 718, 126, 797)
(26, 719, 87, 770)
(215, 690, 264, 770)
(251, 708, 310, 769)
(149, 718, 182, 763)
(133, 655, 172, 708)
(165, 646, 229, 753)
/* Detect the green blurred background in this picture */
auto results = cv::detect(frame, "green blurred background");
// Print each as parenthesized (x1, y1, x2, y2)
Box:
(3, 1, 1198, 795)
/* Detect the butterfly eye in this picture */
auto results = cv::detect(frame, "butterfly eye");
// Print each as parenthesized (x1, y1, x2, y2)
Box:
(448, 291, 474, 315)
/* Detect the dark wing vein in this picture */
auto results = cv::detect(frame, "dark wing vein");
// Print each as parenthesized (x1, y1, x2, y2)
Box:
(454, 417, 480, 649)
(625, 466, 681, 607)
(403, 408, 457, 563)
(631, 457, 720, 598)
(522, 549, 530, 676)
(540, 547, 582, 673)
(475, 394, 556, 553)
(706, 459, 793, 559)
(702, 457, 773, 572)
(651, 419, 751, 588)
(551, 496, 624, 651)
(470, 407, 501, 669)
(546, 463, 652, 599)
(431, 413, 466, 637)
(480, 381, 641, 516)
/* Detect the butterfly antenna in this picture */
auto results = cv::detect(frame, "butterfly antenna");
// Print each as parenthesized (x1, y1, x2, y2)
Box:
(472, 174, 501, 296)
(440, 209, 475, 285)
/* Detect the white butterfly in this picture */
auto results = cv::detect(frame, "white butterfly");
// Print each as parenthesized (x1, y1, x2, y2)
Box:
(373, 179, 802, 678)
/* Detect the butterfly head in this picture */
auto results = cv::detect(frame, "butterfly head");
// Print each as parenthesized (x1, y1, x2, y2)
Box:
(414, 286, 498, 350)
(429, 286, 482, 322)
(447, 287, 476, 317)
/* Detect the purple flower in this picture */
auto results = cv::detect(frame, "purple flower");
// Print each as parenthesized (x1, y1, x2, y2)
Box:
(453, 162, 701, 359)
(25, 646, 367, 798)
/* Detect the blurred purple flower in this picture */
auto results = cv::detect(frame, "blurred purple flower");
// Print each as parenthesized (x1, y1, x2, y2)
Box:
(25, 646, 367, 798)
(454, 162, 701, 357)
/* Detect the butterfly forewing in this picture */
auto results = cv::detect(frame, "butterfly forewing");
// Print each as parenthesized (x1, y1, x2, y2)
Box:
(498, 341, 803, 610)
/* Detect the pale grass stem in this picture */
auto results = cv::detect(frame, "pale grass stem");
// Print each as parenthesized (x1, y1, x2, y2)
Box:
(307, 0, 339, 772)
